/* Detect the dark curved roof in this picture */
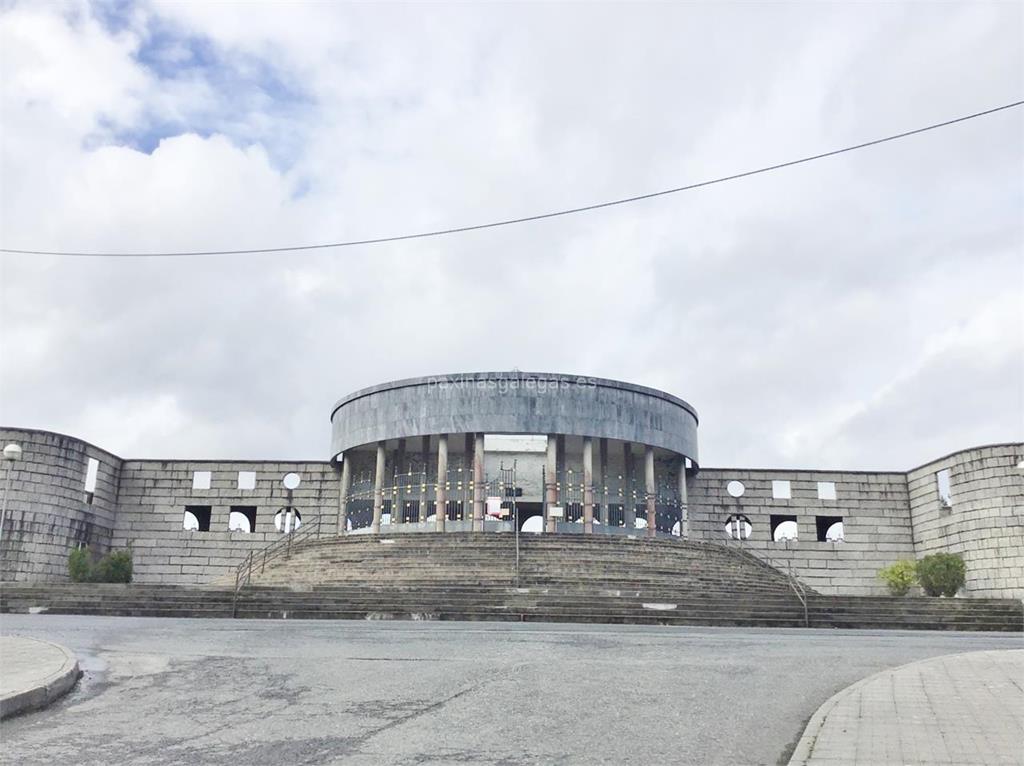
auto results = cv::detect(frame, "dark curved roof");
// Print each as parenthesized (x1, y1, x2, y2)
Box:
(330, 371, 700, 461)
(332, 371, 698, 423)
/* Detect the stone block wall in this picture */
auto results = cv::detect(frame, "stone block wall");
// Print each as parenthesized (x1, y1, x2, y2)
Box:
(907, 443, 1023, 598)
(0, 428, 123, 582)
(688, 468, 914, 595)
(112, 459, 339, 584)
(1, 426, 1018, 596)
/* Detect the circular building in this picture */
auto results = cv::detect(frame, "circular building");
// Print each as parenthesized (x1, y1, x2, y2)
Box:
(330, 372, 698, 538)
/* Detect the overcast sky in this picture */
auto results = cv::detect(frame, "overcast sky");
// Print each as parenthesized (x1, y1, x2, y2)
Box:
(1, 1, 1021, 470)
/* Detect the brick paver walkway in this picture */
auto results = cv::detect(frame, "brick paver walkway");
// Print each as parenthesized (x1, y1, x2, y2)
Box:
(790, 649, 1024, 765)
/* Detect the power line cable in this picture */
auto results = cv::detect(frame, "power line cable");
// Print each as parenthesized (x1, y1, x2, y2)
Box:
(2, 99, 1020, 258)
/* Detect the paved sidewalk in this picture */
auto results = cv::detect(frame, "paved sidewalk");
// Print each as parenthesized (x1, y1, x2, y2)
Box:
(0, 636, 80, 719)
(790, 649, 1024, 765)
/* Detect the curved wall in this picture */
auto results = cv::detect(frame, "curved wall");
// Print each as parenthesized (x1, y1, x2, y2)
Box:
(330, 372, 699, 462)
(908, 443, 1023, 599)
(0, 427, 338, 585)
(0, 428, 123, 582)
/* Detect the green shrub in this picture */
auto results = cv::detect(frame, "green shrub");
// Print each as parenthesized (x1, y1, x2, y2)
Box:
(67, 548, 133, 583)
(93, 550, 133, 583)
(877, 560, 918, 596)
(68, 547, 92, 583)
(916, 553, 966, 597)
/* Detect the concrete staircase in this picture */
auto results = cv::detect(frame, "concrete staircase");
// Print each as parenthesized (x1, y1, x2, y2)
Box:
(2, 534, 1021, 631)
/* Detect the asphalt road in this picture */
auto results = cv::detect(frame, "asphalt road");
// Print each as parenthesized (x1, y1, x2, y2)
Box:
(0, 616, 1020, 765)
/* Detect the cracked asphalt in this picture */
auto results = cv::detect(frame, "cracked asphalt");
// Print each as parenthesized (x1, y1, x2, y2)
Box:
(0, 616, 1020, 765)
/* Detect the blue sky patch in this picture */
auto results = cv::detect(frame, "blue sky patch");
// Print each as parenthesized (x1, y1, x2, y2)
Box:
(93, 7, 313, 171)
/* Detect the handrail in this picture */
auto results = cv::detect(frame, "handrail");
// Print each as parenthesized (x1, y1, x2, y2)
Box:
(231, 511, 321, 618)
(780, 556, 810, 628)
(720, 537, 810, 628)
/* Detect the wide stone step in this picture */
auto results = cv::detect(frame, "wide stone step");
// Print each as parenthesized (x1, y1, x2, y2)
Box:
(5, 589, 1013, 614)
(7, 533, 1020, 632)
(2, 594, 1011, 622)
(5, 594, 1017, 631)
(264, 561, 784, 575)
(2, 594, 806, 612)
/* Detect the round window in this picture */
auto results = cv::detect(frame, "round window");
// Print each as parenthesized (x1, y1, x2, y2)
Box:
(274, 508, 302, 532)
(724, 514, 752, 540)
(726, 480, 745, 498)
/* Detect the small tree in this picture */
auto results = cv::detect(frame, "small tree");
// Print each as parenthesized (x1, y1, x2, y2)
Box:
(67, 548, 133, 583)
(916, 553, 966, 597)
(68, 547, 92, 583)
(877, 560, 918, 596)
(93, 550, 133, 583)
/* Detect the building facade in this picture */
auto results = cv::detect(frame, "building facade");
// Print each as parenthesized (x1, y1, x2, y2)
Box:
(1, 372, 1021, 598)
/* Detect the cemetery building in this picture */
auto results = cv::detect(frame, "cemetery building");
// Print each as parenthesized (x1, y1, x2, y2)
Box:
(1, 372, 1021, 599)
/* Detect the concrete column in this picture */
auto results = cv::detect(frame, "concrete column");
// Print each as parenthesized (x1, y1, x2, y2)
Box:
(394, 438, 406, 526)
(678, 457, 689, 539)
(372, 441, 386, 534)
(624, 442, 637, 530)
(464, 433, 473, 523)
(545, 434, 558, 533)
(472, 433, 485, 531)
(598, 438, 609, 526)
(645, 445, 656, 539)
(435, 434, 448, 532)
(583, 437, 594, 534)
(556, 433, 566, 525)
(337, 454, 351, 535)
(418, 435, 429, 524)
(556, 434, 566, 477)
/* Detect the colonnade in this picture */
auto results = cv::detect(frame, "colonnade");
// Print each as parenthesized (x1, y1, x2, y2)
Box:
(336, 434, 690, 538)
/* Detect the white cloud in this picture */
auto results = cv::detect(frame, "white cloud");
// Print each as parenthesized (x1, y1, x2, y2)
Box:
(0, 0, 1020, 469)
(0, 3, 146, 131)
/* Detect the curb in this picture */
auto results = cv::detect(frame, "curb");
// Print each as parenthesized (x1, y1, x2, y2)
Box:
(0, 637, 81, 720)
(787, 669, 874, 765)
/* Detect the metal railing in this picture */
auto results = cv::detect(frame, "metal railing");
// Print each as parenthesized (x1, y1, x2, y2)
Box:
(231, 511, 321, 617)
(720, 536, 810, 628)
(777, 555, 810, 628)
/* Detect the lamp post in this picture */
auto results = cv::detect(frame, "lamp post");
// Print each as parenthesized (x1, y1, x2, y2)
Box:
(1, 443, 23, 544)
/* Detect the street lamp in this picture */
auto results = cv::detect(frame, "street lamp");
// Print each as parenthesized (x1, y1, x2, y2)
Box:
(1, 443, 23, 543)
